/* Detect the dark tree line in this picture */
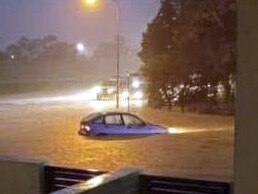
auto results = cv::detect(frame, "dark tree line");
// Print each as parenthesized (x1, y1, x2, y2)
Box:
(0, 35, 139, 95)
(0, 35, 84, 81)
(2, 35, 77, 63)
(139, 0, 236, 114)
(0, 35, 89, 94)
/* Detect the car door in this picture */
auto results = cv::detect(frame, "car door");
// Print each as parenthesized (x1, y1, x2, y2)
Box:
(122, 114, 150, 134)
(104, 114, 125, 135)
(90, 116, 106, 134)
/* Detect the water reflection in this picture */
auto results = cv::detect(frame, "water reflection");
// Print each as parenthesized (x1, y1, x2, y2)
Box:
(168, 127, 227, 134)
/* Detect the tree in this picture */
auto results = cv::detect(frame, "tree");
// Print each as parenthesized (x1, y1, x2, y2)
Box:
(38, 42, 76, 61)
(139, 0, 236, 112)
(0, 50, 7, 62)
(139, 0, 195, 110)
(192, 0, 237, 105)
(42, 35, 58, 49)
(2, 35, 89, 82)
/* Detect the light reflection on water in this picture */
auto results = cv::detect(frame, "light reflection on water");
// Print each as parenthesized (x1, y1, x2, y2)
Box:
(89, 99, 145, 111)
(168, 127, 228, 134)
(0, 89, 146, 110)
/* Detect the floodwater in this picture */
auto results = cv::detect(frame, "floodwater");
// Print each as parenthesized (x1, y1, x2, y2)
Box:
(0, 94, 234, 181)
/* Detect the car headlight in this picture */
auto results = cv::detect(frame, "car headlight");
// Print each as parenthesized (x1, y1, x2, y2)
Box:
(81, 124, 91, 132)
(84, 125, 91, 132)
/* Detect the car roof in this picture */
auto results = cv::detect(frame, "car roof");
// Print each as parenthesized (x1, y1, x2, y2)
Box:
(81, 111, 146, 124)
(94, 111, 136, 116)
(83, 111, 138, 121)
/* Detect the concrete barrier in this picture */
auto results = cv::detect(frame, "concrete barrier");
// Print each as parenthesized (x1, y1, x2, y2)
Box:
(0, 156, 46, 194)
(50, 168, 141, 194)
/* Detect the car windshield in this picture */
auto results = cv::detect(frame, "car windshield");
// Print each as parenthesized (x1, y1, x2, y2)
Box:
(83, 113, 102, 122)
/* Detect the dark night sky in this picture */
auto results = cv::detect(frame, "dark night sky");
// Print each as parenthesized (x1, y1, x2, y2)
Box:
(0, 0, 160, 50)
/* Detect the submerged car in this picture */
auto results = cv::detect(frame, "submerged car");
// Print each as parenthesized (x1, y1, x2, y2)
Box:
(78, 111, 167, 136)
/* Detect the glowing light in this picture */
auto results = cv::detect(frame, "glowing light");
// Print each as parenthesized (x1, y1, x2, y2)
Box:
(122, 91, 129, 98)
(180, 84, 185, 89)
(85, 125, 91, 132)
(71, 91, 94, 101)
(133, 99, 144, 107)
(168, 128, 181, 134)
(167, 127, 228, 134)
(132, 80, 140, 88)
(87, 176, 105, 188)
(76, 43, 85, 52)
(92, 86, 102, 94)
(82, 0, 99, 10)
(84, 0, 98, 6)
(107, 88, 115, 94)
(133, 91, 143, 99)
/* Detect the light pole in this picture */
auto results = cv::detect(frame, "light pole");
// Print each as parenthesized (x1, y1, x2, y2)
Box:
(113, 0, 120, 110)
(127, 73, 130, 112)
(83, 0, 121, 109)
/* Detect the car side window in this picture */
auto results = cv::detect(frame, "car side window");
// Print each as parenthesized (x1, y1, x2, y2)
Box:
(123, 115, 144, 126)
(105, 115, 123, 125)
(92, 117, 104, 125)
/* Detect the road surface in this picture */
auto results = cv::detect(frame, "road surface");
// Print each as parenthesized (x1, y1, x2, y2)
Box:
(0, 94, 234, 181)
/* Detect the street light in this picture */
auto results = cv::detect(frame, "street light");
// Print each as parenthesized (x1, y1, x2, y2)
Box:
(82, 0, 98, 8)
(83, 0, 121, 109)
(76, 42, 85, 53)
(132, 80, 140, 89)
(85, 0, 97, 5)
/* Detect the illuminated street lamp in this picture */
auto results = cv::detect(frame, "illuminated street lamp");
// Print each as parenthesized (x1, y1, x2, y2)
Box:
(85, 0, 97, 6)
(76, 42, 85, 53)
(92, 86, 102, 94)
(83, 0, 121, 109)
(82, 0, 99, 9)
(132, 80, 140, 89)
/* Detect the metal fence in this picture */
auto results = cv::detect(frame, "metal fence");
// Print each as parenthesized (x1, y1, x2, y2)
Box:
(44, 165, 106, 193)
(139, 175, 232, 194)
(44, 165, 232, 194)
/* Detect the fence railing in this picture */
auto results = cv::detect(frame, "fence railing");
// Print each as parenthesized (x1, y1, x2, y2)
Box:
(44, 165, 232, 194)
(0, 156, 233, 194)
(44, 165, 106, 193)
(139, 174, 232, 194)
